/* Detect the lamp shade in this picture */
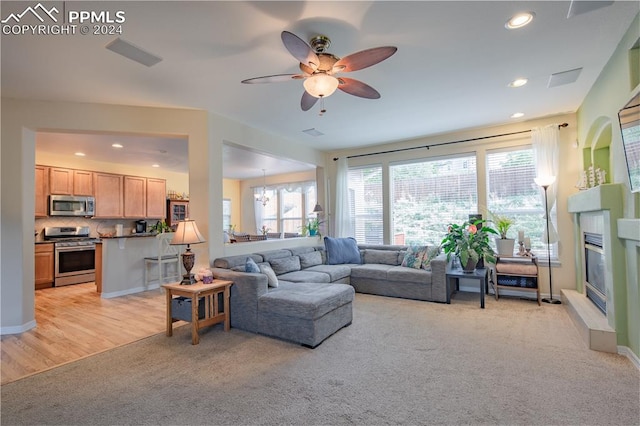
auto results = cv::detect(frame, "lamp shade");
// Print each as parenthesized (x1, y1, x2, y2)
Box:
(170, 219, 206, 245)
(313, 203, 324, 213)
(303, 74, 339, 98)
(534, 175, 556, 188)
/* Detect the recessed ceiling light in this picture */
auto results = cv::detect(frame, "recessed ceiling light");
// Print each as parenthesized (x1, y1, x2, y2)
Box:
(112, 143, 124, 148)
(508, 78, 528, 88)
(505, 12, 535, 29)
(152, 164, 160, 168)
(74, 152, 86, 157)
(511, 112, 525, 118)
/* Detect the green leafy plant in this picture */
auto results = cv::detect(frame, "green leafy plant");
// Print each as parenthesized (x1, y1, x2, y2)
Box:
(151, 220, 172, 233)
(301, 217, 324, 237)
(441, 219, 498, 267)
(490, 211, 515, 239)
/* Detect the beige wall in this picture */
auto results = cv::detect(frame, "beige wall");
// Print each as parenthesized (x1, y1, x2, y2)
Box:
(326, 113, 579, 301)
(223, 178, 241, 231)
(0, 98, 325, 334)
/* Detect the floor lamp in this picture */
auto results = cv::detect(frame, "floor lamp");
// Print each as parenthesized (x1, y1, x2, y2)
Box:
(534, 176, 561, 304)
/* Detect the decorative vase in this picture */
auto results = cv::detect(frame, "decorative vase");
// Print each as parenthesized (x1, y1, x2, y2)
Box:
(495, 238, 516, 256)
(462, 258, 478, 273)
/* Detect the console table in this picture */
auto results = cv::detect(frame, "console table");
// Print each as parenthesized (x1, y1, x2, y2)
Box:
(163, 280, 233, 344)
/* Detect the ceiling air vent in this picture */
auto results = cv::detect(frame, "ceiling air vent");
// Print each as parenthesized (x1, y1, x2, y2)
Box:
(548, 68, 582, 88)
(302, 128, 324, 137)
(105, 38, 162, 67)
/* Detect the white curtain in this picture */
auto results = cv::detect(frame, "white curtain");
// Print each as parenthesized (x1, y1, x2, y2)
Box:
(334, 157, 353, 238)
(253, 188, 265, 234)
(531, 125, 559, 244)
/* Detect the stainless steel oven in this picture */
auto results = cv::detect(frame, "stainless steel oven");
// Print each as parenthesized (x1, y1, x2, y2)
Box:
(54, 241, 96, 286)
(45, 226, 98, 286)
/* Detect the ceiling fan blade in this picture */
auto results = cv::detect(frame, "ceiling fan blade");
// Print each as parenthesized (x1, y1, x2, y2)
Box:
(282, 31, 319, 70)
(241, 74, 305, 84)
(301, 91, 318, 111)
(337, 77, 381, 99)
(333, 46, 397, 73)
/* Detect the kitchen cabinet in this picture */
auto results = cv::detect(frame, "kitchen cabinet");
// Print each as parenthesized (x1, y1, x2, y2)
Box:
(49, 167, 73, 195)
(146, 178, 166, 219)
(93, 172, 124, 218)
(73, 170, 93, 196)
(35, 165, 49, 217)
(49, 167, 93, 196)
(35, 243, 54, 289)
(167, 200, 189, 230)
(124, 176, 146, 218)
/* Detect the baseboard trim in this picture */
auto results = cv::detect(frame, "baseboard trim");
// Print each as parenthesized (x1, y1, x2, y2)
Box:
(101, 284, 160, 299)
(0, 319, 36, 335)
(618, 346, 640, 371)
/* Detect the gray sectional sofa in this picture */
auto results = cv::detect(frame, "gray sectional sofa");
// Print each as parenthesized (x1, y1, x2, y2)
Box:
(212, 243, 449, 348)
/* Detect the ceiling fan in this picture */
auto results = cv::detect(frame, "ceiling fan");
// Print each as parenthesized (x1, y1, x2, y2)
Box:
(241, 31, 397, 113)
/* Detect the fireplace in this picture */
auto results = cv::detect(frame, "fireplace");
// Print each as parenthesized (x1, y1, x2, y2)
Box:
(584, 232, 606, 314)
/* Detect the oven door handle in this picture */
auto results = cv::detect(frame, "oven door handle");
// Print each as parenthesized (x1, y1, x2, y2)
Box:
(55, 245, 96, 252)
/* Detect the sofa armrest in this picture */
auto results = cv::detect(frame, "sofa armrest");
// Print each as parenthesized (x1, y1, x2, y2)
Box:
(429, 253, 449, 302)
(211, 268, 268, 332)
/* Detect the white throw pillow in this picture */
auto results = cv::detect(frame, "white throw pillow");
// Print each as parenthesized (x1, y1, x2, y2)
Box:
(259, 263, 279, 288)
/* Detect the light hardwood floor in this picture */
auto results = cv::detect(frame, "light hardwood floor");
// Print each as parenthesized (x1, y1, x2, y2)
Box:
(1, 283, 170, 385)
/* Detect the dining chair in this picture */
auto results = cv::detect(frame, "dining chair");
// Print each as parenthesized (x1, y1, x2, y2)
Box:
(144, 232, 183, 286)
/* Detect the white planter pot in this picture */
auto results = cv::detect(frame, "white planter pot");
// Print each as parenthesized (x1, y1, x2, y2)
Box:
(495, 238, 516, 256)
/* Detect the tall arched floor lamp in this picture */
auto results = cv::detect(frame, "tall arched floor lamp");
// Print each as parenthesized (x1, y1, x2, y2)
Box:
(534, 176, 561, 304)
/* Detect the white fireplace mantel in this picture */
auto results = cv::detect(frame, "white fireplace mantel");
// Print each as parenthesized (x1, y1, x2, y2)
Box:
(566, 183, 626, 353)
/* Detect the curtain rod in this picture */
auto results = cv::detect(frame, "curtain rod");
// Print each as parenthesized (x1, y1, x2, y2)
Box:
(333, 122, 569, 161)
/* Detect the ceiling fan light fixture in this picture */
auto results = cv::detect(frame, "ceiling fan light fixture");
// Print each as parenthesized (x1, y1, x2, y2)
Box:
(303, 74, 339, 98)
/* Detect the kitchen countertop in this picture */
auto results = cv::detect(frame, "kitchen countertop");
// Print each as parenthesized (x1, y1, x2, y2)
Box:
(99, 233, 158, 239)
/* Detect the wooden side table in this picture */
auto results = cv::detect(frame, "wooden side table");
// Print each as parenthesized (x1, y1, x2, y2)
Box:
(490, 255, 540, 305)
(162, 280, 233, 345)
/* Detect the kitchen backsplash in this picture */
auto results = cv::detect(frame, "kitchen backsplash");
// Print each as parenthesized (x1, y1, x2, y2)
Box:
(35, 217, 166, 240)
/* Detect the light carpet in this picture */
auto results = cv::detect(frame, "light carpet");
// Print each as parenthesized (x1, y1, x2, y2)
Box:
(1, 292, 638, 425)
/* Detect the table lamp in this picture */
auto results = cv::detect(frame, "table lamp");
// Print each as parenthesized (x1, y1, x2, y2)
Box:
(170, 219, 206, 285)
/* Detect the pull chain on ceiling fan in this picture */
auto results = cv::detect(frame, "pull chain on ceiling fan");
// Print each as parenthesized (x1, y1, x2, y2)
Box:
(241, 31, 397, 113)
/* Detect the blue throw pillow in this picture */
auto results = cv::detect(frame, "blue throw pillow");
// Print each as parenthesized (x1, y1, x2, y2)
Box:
(324, 237, 362, 265)
(245, 257, 260, 273)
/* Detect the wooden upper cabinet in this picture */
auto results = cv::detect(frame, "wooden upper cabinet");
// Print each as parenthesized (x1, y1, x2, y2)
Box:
(93, 172, 124, 218)
(49, 168, 73, 195)
(35, 166, 49, 217)
(73, 170, 93, 196)
(124, 176, 146, 218)
(146, 178, 166, 219)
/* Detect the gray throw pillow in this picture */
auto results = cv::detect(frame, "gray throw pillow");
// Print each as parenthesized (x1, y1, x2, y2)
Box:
(299, 251, 323, 268)
(324, 237, 362, 265)
(259, 264, 279, 288)
(269, 256, 301, 275)
(245, 257, 260, 273)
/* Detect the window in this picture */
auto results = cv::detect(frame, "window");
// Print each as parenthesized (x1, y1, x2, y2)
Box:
(222, 199, 231, 231)
(348, 166, 383, 244)
(391, 155, 477, 246)
(254, 182, 316, 234)
(486, 147, 557, 258)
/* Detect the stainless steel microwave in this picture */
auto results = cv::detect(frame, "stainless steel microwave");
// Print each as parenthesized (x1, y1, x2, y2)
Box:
(49, 195, 95, 217)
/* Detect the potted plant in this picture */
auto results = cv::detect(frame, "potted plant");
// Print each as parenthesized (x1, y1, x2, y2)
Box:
(490, 212, 516, 256)
(441, 219, 497, 272)
(301, 217, 324, 237)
